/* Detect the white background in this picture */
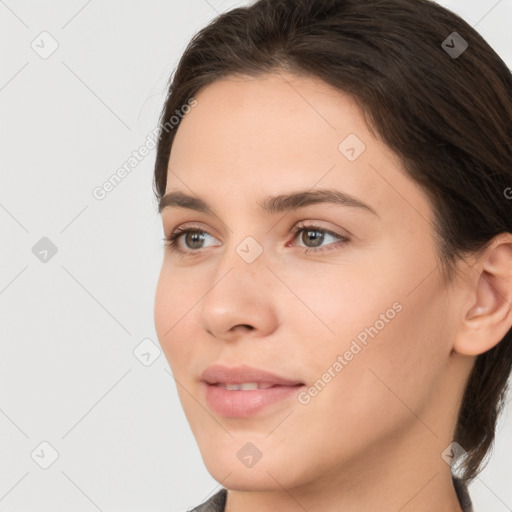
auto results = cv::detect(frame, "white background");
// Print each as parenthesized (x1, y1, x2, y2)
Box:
(1, 1, 511, 511)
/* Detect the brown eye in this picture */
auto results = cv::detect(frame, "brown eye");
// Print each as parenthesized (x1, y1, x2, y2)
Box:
(163, 226, 220, 254)
(299, 227, 325, 248)
(182, 231, 207, 250)
(290, 222, 350, 254)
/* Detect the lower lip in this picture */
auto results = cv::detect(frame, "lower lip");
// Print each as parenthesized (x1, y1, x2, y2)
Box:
(204, 383, 305, 418)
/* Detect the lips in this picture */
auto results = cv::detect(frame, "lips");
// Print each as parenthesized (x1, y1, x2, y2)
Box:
(200, 363, 304, 386)
(201, 364, 305, 418)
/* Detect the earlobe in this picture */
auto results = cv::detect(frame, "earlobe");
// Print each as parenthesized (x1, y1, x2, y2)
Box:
(454, 234, 512, 357)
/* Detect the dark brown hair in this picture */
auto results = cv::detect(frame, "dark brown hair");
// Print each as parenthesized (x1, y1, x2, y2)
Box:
(153, 0, 512, 483)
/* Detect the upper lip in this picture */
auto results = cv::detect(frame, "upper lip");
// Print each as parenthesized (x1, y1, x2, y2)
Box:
(201, 364, 304, 386)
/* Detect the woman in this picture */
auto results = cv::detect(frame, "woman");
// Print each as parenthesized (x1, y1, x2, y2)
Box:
(153, 0, 512, 510)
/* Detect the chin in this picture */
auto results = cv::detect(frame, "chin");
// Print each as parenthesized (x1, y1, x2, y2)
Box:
(200, 443, 310, 492)
(206, 463, 290, 492)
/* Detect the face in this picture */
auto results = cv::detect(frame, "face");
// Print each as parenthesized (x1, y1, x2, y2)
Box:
(154, 72, 459, 492)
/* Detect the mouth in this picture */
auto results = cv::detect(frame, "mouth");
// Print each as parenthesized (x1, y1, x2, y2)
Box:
(203, 382, 305, 418)
(200, 363, 306, 417)
(213, 382, 302, 391)
(201, 363, 304, 386)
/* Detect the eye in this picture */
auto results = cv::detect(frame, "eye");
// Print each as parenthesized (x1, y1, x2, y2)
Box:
(162, 221, 350, 256)
(163, 225, 219, 256)
(288, 221, 350, 254)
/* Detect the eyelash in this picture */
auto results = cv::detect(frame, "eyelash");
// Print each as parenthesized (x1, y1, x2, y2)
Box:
(162, 221, 350, 257)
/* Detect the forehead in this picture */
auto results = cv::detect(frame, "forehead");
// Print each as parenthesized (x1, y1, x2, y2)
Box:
(166, 72, 434, 227)
(170, 72, 370, 170)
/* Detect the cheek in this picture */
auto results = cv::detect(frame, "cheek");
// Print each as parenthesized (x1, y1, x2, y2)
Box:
(275, 256, 403, 350)
(285, 247, 448, 417)
(154, 268, 198, 368)
(283, 292, 449, 479)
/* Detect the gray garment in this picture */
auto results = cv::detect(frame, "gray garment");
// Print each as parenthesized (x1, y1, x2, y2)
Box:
(188, 476, 473, 511)
(188, 488, 226, 512)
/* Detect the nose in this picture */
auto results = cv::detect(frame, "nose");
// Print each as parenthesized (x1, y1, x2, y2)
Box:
(199, 241, 279, 342)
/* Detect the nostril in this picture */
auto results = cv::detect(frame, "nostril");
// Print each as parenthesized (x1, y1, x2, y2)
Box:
(235, 324, 254, 330)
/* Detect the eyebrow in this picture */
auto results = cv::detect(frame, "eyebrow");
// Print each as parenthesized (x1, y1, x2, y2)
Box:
(158, 188, 379, 217)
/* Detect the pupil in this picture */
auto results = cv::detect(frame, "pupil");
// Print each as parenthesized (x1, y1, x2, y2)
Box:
(304, 229, 323, 247)
(187, 232, 204, 249)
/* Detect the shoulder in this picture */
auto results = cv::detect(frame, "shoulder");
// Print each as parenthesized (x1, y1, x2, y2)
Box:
(175, 488, 228, 512)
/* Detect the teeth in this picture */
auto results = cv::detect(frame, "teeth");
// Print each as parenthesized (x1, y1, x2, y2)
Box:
(218, 382, 274, 390)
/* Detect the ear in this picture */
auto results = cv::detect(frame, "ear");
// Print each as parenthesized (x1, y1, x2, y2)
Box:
(453, 232, 512, 356)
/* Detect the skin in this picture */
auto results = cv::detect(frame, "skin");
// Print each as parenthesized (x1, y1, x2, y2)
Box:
(154, 72, 512, 512)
